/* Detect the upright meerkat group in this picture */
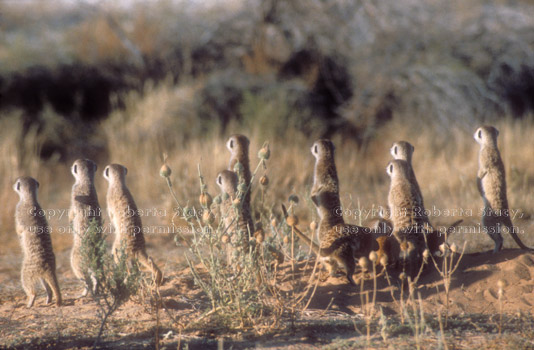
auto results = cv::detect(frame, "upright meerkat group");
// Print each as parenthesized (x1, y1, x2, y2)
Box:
(14, 160, 163, 307)
(13, 125, 533, 307)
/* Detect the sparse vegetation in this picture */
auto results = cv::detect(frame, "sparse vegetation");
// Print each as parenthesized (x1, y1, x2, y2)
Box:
(1, 0, 534, 348)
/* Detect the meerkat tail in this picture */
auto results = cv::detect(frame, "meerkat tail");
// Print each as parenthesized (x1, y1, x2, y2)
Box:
(504, 220, 534, 251)
(447, 220, 463, 234)
(281, 204, 343, 256)
(44, 271, 62, 306)
(137, 252, 163, 286)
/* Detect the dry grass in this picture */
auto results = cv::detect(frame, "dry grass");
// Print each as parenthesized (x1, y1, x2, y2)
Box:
(1, 79, 534, 258)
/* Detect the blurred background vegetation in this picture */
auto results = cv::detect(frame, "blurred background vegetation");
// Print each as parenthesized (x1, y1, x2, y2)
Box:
(1, 0, 534, 252)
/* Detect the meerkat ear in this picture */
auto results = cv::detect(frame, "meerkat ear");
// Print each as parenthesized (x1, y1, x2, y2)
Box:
(494, 128, 499, 138)
(123, 167, 128, 176)
(311, 194, 319, 206)
(93, 162, 98, 172)
(35, 180, 40, 189)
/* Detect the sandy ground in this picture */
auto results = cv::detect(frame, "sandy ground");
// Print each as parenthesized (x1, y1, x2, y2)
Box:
(1, 229, 534, 349)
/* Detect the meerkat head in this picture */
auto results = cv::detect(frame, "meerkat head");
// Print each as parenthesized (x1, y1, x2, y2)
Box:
(226, 134, 250, 155)
(103, 164, 128, 185)
(311, 139, 335, 161)
(390, 141, 414, 163)
(386, 159, 411, 180)
(216, 170, 238, 196)
(13, 176, 39, 200)
(474, 125, 499, 147)
(72, 159, 97, 182)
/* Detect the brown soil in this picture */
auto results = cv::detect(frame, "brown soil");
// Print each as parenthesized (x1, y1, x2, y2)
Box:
(1, 236, 534, 349)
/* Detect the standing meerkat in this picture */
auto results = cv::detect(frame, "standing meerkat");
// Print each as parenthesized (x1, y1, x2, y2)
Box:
(69, 158, 103, 297)
(227, 135, 252, 197)
(103, 164, 163, 286)
(311, 139, 340, 198)
(307, 139, 378, 285)
(14, 177, 62, 307)
(216, 170, 254, 247)
(390, 141, 432, 229)
(386, 159, 428, 276)
(474, 125, 532, 252)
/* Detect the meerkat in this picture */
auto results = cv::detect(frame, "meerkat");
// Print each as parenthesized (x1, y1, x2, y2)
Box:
(103, 164, 162, 286)
(390, 141, 433, 230)
(307, 139, 378, 285)
(69, 159, 103, 297)
(311, 139, 340, 198)
(474, 125, 532, 252)
(14, 177, 62, 307)
(386, 159, 429, 277)
(215, 170, 254, 248)
(227, 134, 252, 205)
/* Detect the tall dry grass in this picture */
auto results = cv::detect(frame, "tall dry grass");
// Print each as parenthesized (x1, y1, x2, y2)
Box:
(1, 80, 534, 256)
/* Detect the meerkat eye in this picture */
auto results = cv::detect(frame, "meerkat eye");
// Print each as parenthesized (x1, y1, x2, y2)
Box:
(229, 139, 234, 149)
(104, 167, 109, 178)
(393, 146, 398, 155)
(73, 164, 77, 174)
(314, 145, 318, 154)
(16, 181, 20, 191)
(217, 176, 222, 185)
(388, 164, 393, 174)
(478, 129, 482, 139)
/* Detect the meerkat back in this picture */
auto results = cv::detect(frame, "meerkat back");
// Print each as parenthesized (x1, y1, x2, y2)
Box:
(216, 169, 253, 247)
(474, 125, 532, 252)
(310, 139, 339, 196)
(14, 176, 62, 307)
(103, 164, 163, 285)
(70, 158, 102, 297)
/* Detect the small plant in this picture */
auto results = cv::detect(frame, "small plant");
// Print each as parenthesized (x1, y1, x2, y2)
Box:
(426, 237, 467, 325)
(81, 219, 142, 348)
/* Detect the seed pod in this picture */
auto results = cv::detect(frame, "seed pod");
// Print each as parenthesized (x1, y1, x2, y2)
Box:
(399, 272, 406, 280)
(359, 257, 370, 272)
(283, 236, 289, 245)
(271, 218, 277, 227)
(369, 251, 378, 262)
(232, 198, 241, 206)
(233, 162, 244, 174)
(221, 235, 229, 244)
(222, 192, 229, 201)
(237, 183, 247, 194)
(286, 215, 299, 227)
(160, 164, 172, 178)
(199, 192, 213, 208)
(450, 243, 458, 254)
(213, 195, 222, 205)
(380, 255, 388, 267)
(258, 145, 271, 160)
(288, 194, 299, 204)
(202, 210, 214, 224)
(423, 249, 430, 259)
(309, 221, 318, 231)
(260, 175, 269, 186)
(254, 229, 265, 243)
